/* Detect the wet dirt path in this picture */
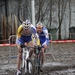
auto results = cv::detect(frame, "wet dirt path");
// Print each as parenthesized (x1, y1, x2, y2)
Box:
(0, 43, 75, 75)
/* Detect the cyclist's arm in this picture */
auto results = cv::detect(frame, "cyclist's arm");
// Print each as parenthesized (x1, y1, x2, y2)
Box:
(43, 28, 49, 39)
(31, 25, 40, 46)
(17, 25, 23, 38)
(36, 35, 40, 46)
(43, 28, 49, 42)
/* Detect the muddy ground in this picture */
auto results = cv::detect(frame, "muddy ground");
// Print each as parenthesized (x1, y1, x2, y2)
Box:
(0, 43, 75, 75)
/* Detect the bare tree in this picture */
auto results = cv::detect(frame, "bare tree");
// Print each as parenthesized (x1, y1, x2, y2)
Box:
(68, 0, 71, 39)
(57, 0, 68, 40)
(35, 0, 45, 23)
(18, 0, 22, 23)
(35, 0, 50, 24)
(18, 0, 29, 23)
(49, 0, 52, 27)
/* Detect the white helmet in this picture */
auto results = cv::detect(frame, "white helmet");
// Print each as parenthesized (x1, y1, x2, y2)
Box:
(25, 19, 31, 25)
(36, 22, 43, 30)
(22, 20, 31, 30)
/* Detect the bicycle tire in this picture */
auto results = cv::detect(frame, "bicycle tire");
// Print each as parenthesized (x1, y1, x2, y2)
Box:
(21, 59, 34, 75)
(21, 59, 26, 75)
(27, 59, 34, 75)
(38, 57, 41, 75)
(33, 56, 41, 75)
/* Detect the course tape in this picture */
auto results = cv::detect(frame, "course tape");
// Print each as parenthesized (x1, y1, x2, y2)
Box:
(0, 40, 75, 46)
(51, 40, 75, 43)
(0, 44, 17, 46)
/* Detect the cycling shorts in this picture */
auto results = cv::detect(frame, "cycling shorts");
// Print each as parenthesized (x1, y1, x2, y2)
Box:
(16, 34, 32, 45)
(40, 39, 49, 46)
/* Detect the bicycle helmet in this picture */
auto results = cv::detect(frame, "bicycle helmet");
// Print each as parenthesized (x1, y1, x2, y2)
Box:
(25, 19, 31, 25)
(22, 20, 31, 30)
(36, 22, 43, 30)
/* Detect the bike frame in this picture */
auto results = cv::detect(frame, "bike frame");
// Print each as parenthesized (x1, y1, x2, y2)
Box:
(21, 47, 31, 73)
(34, 46, 42, 75)
(21, 45, 42, 75)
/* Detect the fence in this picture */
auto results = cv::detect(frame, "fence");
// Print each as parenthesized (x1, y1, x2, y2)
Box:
(0, 14, 18, 43)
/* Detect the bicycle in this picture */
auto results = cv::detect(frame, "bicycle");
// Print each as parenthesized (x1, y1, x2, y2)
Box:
(33, 45, 43, 75)
(20, 45, 34, 75)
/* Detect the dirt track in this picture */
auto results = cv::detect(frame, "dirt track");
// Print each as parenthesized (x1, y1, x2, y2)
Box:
(0, 43, 75, 75)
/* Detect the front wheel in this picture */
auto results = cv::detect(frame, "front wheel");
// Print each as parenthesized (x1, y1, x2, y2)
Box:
(21, 59, 34, 75)
(33, 56, 41, 75)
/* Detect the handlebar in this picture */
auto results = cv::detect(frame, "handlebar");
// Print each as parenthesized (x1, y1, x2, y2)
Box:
(20, 44, 44, 50)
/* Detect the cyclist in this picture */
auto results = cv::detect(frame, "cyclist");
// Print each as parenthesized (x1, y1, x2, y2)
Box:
(36, 22, 49, 71)
(16, 20, 40, 75)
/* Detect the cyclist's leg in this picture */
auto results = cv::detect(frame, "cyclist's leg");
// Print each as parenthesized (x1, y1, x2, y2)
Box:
(17, 45, 22, 75)
(16, 37, 24, 75)
(41, 40, 48, 65)
(41, 45, 47, 64)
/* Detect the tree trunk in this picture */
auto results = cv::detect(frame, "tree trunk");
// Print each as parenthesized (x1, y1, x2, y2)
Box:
(69, 0, 71, 39)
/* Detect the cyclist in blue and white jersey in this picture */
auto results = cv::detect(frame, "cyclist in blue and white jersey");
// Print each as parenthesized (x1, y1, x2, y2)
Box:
(36, 22, 49, 70)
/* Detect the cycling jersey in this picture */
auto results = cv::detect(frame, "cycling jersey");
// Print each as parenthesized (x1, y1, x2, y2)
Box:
(37, 27, 49, 46)
(16, 24, 40, 45)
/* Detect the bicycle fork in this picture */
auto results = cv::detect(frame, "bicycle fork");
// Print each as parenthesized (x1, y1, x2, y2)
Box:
(22, 50, 30, 73)
(36, 56, 40, 67)
(25, 52, 31, 73)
